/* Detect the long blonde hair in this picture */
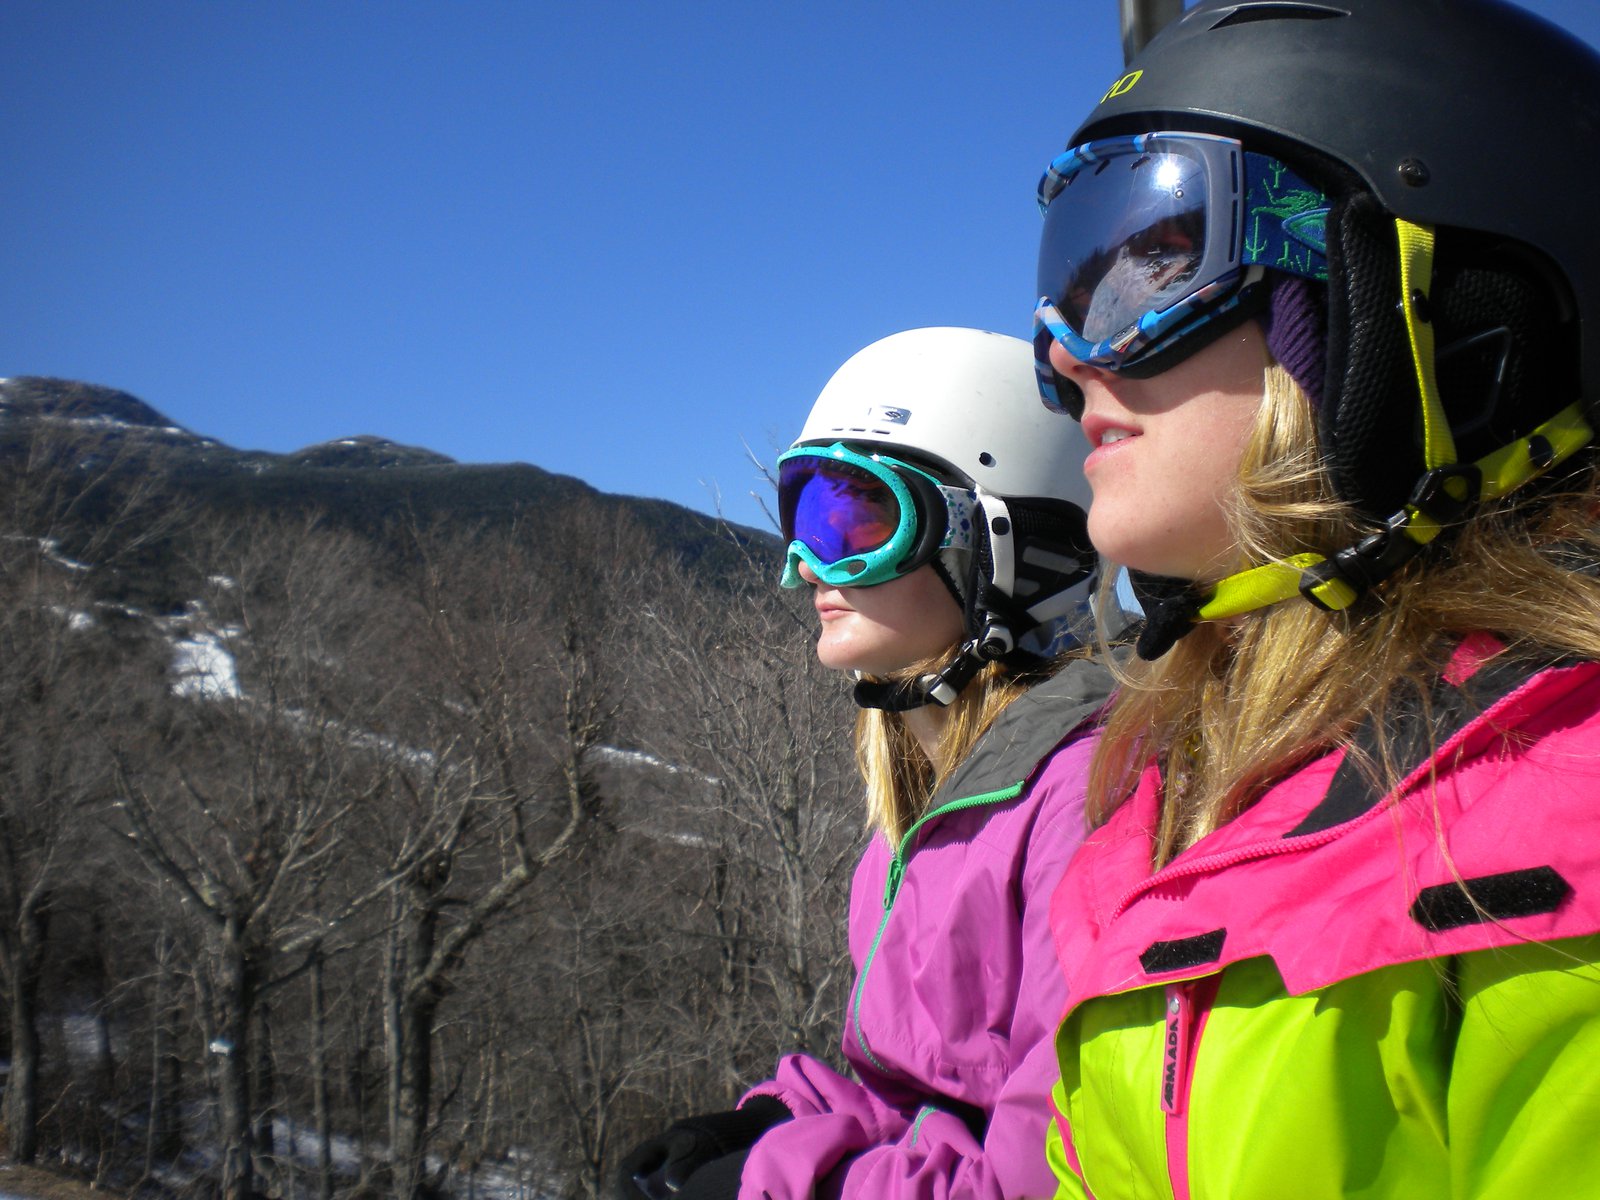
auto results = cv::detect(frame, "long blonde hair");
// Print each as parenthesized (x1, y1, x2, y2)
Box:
(1089, 362, 1600, 865)
(855, 654, 1037, 845)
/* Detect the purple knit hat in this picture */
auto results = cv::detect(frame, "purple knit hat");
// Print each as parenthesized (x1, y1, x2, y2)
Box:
(1261, 273, 1328, 408)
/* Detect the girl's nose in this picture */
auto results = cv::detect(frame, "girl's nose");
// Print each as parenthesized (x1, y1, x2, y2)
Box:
(1049, 338, 1110, 382)
(795, 559, 821, 586)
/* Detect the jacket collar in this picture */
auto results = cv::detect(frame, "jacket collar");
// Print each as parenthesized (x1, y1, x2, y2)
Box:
(932, 656, 1112, 806)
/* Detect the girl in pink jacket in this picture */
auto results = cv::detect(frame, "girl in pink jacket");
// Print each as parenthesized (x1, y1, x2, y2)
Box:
(615, 327, 1109, 1200)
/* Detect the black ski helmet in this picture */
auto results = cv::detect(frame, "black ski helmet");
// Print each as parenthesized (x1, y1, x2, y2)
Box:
(1068, 0, 1600, 518)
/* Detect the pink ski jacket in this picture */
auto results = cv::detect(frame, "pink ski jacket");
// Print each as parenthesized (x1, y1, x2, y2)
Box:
(737, 657, 1112, 1200)
(1046, 643, 1600, 1200)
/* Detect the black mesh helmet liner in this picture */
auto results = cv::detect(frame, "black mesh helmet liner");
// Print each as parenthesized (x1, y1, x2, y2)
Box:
(1323, 194, 1580, 515)
(1069, 0, 1600, 512)
(1322, 192, 1420, 514)
(968, 496, 1095, 650)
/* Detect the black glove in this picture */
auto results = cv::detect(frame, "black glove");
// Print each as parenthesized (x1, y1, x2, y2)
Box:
(670, 1149, 749, 1200)
(614, 1097, 790, 1200)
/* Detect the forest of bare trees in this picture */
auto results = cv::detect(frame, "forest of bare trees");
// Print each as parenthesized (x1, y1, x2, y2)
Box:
(0, 416, 861, 1200)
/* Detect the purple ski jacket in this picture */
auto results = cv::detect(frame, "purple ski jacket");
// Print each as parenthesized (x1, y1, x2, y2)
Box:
(736, 657, 1111, 1200)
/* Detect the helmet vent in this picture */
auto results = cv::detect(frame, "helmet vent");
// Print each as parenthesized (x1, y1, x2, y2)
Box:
(1208, 3, 1347, 29)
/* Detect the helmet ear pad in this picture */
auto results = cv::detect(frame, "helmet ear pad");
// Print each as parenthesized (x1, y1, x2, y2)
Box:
(965, 496, 1095, 648)
(1322, 192, 1426, 516)
(1429, 239, 1580, 465)
(1321, 192, 1581, 517)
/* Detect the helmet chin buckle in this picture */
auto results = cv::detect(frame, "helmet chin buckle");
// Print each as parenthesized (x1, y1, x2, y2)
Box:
(1298, 462, 1482, 611)
(977, 620, 1015, 660)
(852, 623, 1018, 712)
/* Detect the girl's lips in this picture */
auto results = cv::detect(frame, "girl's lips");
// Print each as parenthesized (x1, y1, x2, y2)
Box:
(815, 595, 854, 621)
(1081, 412, 1140, 447)
(1081, 413, 1141, 471)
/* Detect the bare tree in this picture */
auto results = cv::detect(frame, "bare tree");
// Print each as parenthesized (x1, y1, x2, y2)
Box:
(636, 554, 859, 1091)
(0, 584, 108, 1163)
(0, 415, 175, 1164)
(352, 521, 619, 1200)
(0, 411, 865, 1200)
(519, 883, 674, 1200)
(106, 515, 395, 1200)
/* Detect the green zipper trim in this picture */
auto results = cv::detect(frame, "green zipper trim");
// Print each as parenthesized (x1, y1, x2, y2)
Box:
(883, 782, 1026, 909)
(850, 780, 1026, 1075)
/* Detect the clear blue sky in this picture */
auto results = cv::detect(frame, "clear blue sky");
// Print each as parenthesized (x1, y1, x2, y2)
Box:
(5, 1, 1598, 536)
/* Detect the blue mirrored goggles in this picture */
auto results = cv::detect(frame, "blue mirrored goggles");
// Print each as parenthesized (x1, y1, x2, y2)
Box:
(777, 443, 976, 589)
(1034, 131, 1330, 412)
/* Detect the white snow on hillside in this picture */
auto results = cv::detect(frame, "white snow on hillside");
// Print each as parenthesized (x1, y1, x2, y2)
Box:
(596, 744, 717, 785)
(47, 605, 95, 632)
(39, 537, 91, 572)
(171, 631, 242, 700)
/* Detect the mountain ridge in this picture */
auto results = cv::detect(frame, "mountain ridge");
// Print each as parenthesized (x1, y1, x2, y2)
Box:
(0, 375, 777, 586)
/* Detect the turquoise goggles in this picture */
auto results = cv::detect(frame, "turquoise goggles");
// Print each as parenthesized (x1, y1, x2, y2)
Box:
(777, 443, 975, 589)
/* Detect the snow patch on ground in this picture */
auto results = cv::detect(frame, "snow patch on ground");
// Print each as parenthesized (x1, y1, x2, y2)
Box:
(47, 605, 95, 631)
(170, 631, 242, 700)
(597, 745, 718, 785)
(38, 539, 91, 572)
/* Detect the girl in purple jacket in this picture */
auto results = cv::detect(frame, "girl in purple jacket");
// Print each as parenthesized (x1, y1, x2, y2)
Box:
(615, 327, 1110, 1200)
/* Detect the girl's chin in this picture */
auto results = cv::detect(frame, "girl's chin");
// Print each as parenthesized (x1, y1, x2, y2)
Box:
(1089, 534, 1218, 582)
(817, 645, 901, 677)
(816, 643, 871, 674)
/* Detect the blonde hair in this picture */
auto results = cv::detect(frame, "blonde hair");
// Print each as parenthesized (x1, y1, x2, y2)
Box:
(855, 654, 1037, 845)
(1089, 361, 1600, 865)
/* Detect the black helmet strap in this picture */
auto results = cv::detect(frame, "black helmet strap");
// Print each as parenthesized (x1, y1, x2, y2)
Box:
(851, 635, 1005, 712)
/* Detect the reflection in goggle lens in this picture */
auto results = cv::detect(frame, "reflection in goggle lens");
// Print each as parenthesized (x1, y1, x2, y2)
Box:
(1042, 149, 1209, 344)
(779, 458, 904, 565)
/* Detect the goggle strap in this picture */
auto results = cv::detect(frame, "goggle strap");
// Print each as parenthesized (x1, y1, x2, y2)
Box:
(1237, 152, 1330, 282)
(939, 486, 979, 552)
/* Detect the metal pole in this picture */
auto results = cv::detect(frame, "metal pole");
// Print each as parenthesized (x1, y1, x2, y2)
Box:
(1120, 0, 1186, 63)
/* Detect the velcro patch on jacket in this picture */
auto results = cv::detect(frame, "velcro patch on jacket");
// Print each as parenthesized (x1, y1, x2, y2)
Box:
(1409, 866, 1572, 931)
(1140, 928, 1227, 974)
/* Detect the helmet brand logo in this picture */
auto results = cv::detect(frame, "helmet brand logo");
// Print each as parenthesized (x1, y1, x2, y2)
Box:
(1101, 70, 1142, 102)
(873, 406, 911, 425)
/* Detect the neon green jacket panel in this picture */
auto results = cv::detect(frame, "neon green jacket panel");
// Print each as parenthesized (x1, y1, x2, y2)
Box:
(1448, 934, 1600, 1196)
(1046, 658, 1600, 1199)
(1050, 938, 1600, 1200)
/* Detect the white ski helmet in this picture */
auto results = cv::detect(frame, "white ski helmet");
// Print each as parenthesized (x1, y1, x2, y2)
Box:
(781, 327, 1096, 707)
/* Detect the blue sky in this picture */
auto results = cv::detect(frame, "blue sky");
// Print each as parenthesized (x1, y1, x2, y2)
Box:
(5, 1, 1599, 536)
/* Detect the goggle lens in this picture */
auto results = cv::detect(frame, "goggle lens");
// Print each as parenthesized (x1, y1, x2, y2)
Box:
(1034, 132, 1328, 382)
(778, 456, 905, 571)
(1037, 146, 1210, 346)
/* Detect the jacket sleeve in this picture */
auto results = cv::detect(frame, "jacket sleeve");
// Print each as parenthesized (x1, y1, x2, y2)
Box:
(735, 735, 1096, 1200)
(1449, 932, 1600, 1197)
(740, 1051, 912, 1131)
